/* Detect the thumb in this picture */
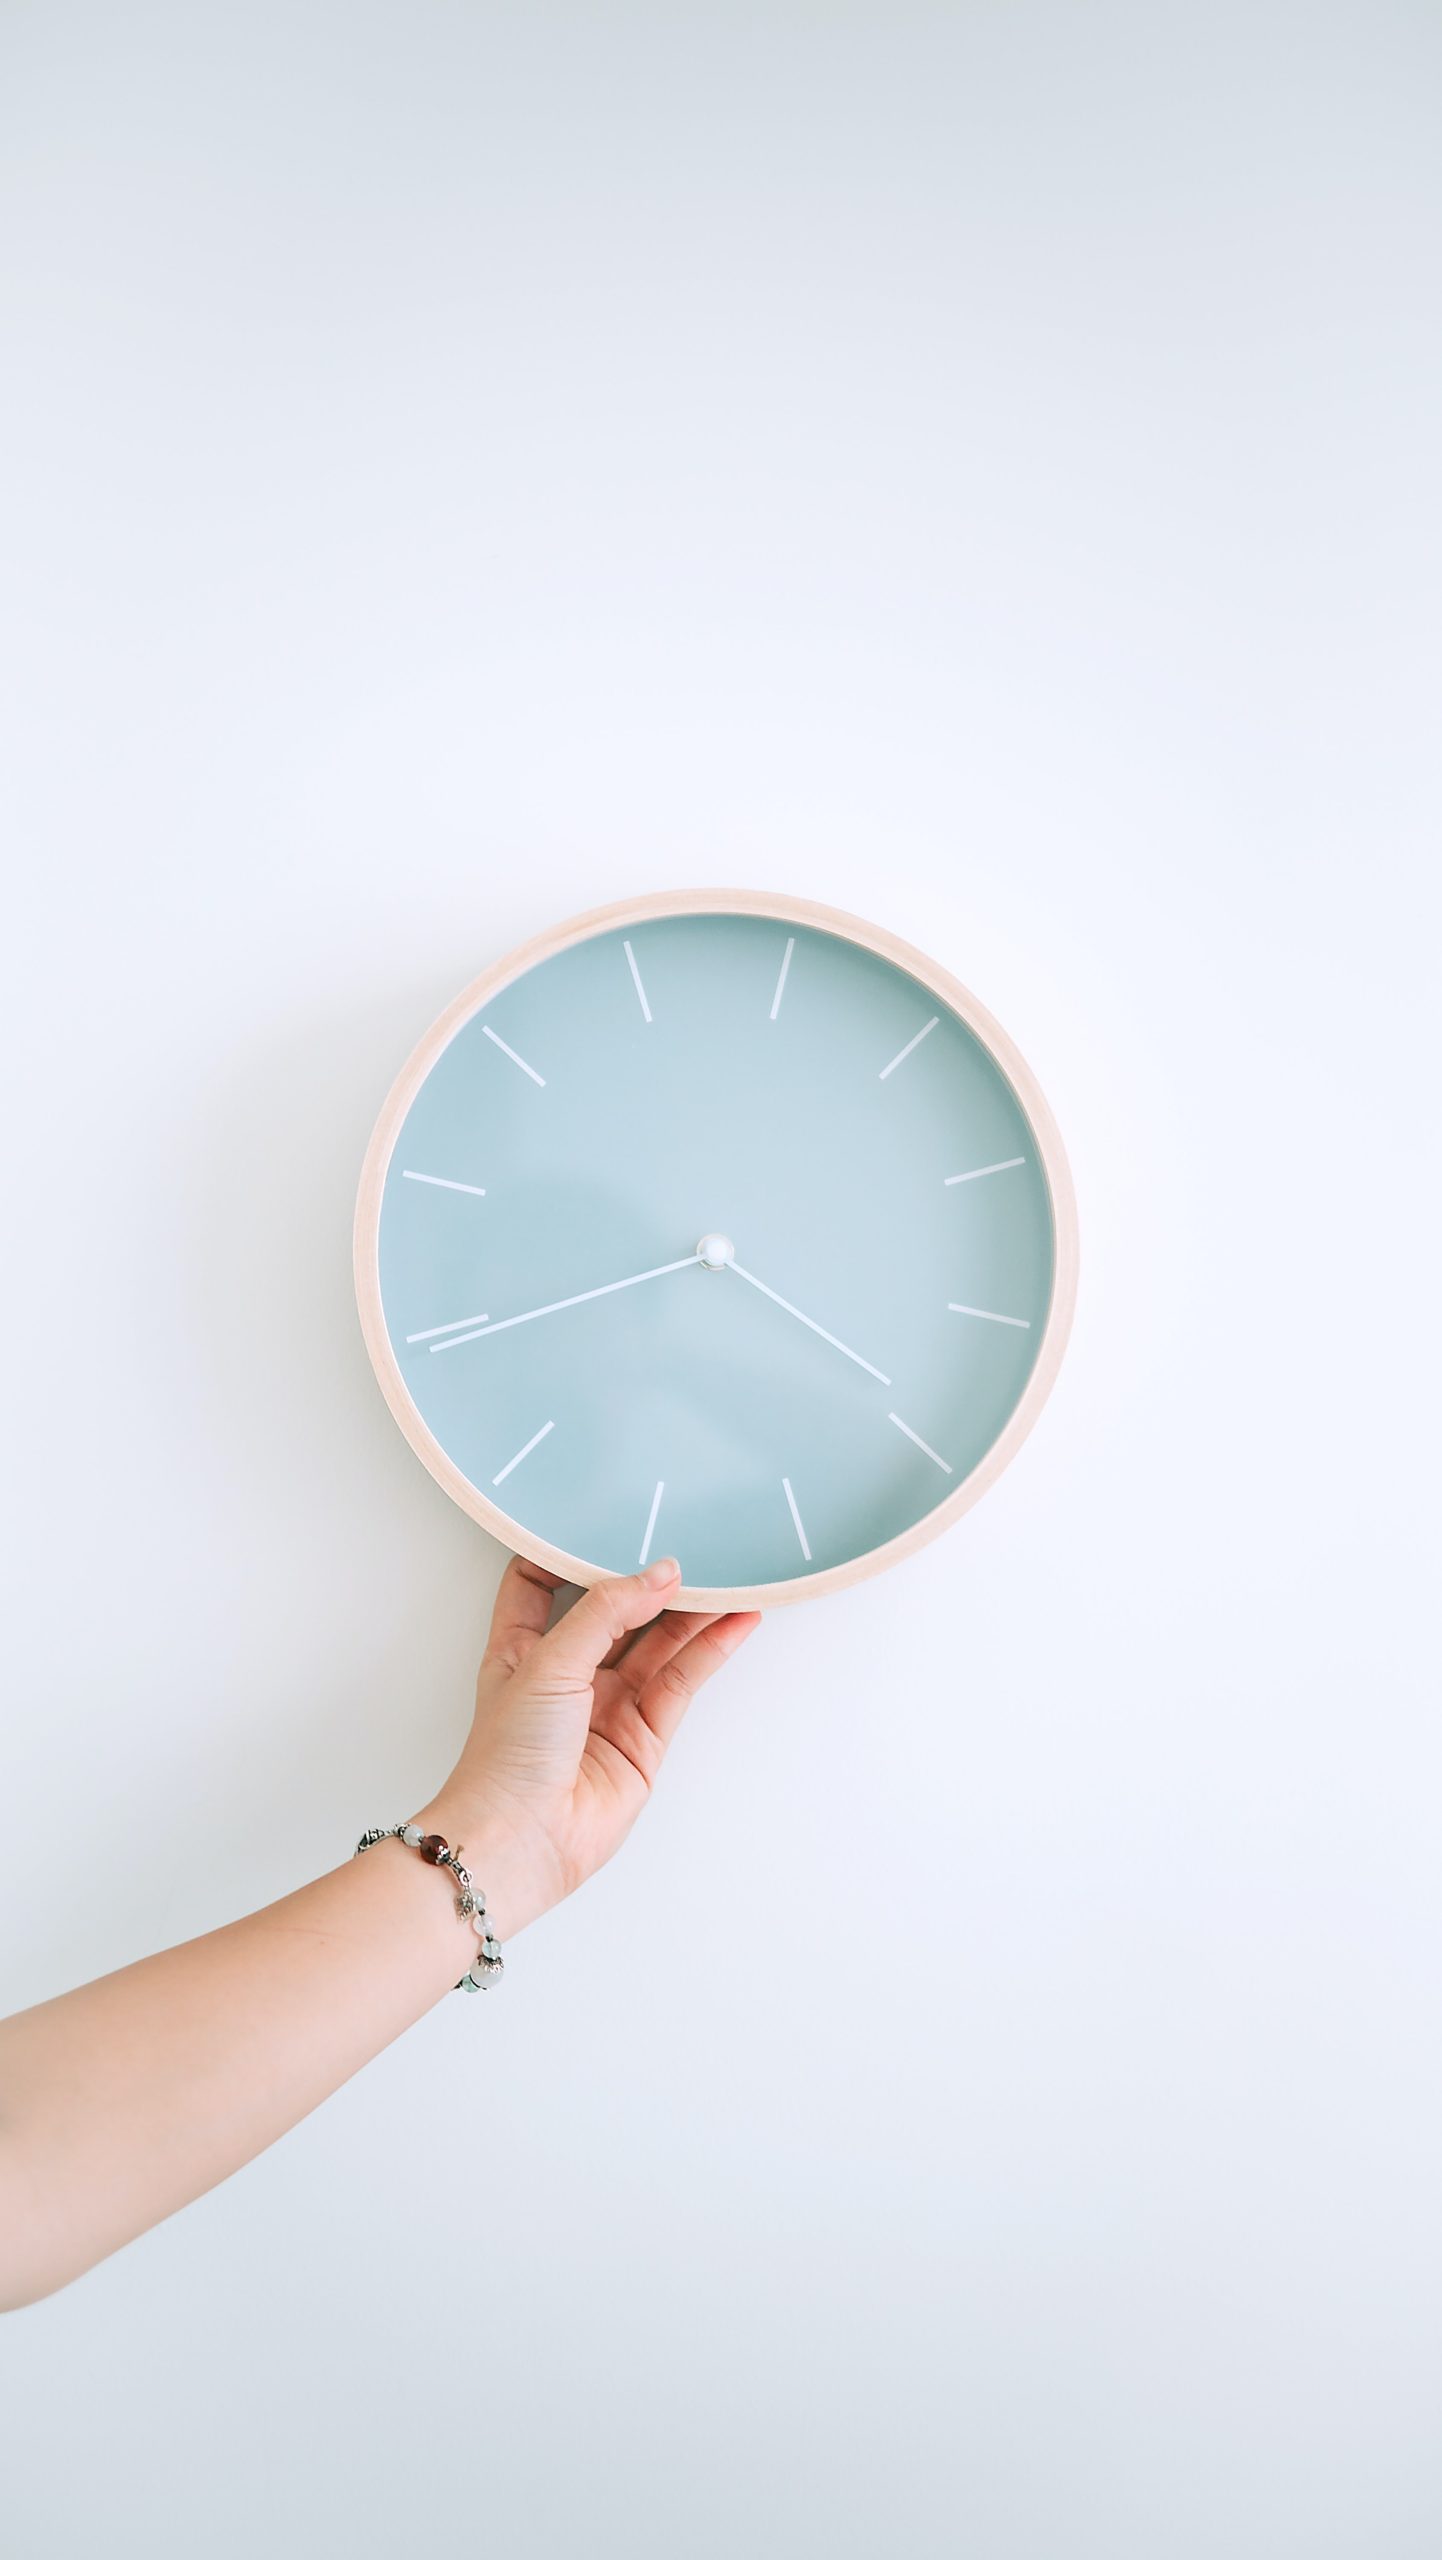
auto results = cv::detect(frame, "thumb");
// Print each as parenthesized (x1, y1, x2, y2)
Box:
(531, 1558, 682, 1690)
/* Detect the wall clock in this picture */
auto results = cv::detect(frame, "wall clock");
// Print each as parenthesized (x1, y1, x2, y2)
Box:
(355, 891, 1077, 1609)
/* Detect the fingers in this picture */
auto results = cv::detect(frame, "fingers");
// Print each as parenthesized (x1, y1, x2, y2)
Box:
(484, 1555, 564, 1673)
(603, 1607, 725, 1697)
(631, 1609, 761, 1753)
(589, 1609, 759, 1791)
(531, 1558, 682, 1690)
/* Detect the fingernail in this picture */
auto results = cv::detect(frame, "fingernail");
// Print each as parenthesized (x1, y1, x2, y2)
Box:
(644, 1556, 681, 1587)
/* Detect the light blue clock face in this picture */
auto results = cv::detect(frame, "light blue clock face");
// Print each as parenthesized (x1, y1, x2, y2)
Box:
(375, 913, 1056, 1590)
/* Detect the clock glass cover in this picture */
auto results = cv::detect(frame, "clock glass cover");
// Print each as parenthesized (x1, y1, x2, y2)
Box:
(363, 905, 1066, 1599)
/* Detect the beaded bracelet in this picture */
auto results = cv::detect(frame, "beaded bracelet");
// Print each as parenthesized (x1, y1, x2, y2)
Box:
(355, 1822, 505, 1992)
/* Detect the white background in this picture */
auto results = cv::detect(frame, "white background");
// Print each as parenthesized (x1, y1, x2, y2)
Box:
(1, 6, 1438, 2553)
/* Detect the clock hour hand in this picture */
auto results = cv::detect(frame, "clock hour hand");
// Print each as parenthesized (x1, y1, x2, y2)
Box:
(422, 1253, 700, 1351)
(725, 1259, 891, 1386)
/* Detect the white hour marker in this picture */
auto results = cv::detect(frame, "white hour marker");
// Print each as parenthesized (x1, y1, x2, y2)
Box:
(482, 1024, 546, 1085)
(406, 1310, 489, 1343)
(638, 1478, 665, 1566)
(943, 1157, 1024, 1186)
(401, 1170, 487, 1196)
(879, 1016, 939, 1080)
(781, 1476, 811, 1562)
(947, 1303, 1031, 1328)
(623, 939, 652, 1022)
(769, 936, 795, 1021)
(887, 1411, 953, 1473)
(492, 1419, 554, 1485)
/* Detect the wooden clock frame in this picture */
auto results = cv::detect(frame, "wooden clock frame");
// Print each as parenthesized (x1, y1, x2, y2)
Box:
(354, 888, 1079, 1609)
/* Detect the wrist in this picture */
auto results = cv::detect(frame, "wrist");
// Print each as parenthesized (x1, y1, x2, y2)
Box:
(411, 1787, 557, 1943)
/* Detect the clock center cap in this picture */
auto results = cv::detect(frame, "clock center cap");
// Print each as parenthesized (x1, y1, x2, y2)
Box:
(696, 1232, 735, 1271)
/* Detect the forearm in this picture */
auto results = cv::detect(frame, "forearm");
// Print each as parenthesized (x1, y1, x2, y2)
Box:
(0, 1788, 529, 2309)
(0, 1555, 742, 2310)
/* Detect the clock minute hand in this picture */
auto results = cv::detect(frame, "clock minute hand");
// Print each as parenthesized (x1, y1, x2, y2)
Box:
(726, 1260, 891, 1386)
(426, 1253, 700, 1352)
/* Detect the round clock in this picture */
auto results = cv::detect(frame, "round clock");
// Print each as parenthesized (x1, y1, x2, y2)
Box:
(355, 891, 1077, 1609)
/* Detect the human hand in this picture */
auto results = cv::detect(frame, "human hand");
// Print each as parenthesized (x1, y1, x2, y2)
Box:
(418, 1557, 761, 1939)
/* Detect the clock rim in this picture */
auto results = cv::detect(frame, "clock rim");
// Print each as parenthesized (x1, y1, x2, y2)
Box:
(354, 887, 1079, 1610)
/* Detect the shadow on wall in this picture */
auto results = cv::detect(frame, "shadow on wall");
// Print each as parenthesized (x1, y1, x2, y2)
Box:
(157, 972, 506, 1906)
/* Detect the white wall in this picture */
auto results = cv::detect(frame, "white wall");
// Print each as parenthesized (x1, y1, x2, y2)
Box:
(2, 7, 1438, 2554)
